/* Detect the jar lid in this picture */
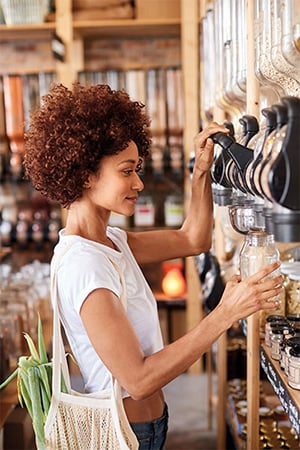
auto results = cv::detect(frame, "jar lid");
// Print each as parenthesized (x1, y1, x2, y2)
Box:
(289, 272, 300, 281)
(271, 327, 284, 334)
(238, 407, 248, 417)
(266, 314, 286, 322)
(290, 345, 300, 357)
(236, 400, 248, 409)
(280, 261, 300, 274)
(287, 314, 300, 322)
(286, 336, 300, 346)
(258, 406, 272, 417)
(270, 321, 288, 329)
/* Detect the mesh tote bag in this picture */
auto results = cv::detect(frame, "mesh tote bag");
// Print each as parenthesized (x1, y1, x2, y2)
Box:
(44, 244, 139, 450)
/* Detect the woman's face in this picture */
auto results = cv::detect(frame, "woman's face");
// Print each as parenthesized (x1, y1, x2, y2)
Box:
(87, 141, 144, 216)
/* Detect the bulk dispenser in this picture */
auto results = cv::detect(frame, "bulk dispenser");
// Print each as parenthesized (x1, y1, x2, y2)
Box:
(209, 96, 300, 243)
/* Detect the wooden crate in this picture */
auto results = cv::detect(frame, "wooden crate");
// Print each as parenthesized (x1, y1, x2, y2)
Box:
(135, 0, 181, 20)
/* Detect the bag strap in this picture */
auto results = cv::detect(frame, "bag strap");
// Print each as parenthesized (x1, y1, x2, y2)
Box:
(50, 241, 127, 396)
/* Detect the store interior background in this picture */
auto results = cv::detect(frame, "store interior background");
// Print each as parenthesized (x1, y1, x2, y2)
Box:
(0, 0, 300, 449)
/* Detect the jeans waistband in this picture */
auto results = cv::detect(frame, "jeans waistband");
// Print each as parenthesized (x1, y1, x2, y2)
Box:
(129, 403, 169, 432)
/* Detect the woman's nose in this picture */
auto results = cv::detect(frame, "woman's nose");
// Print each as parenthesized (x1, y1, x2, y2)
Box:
(134, 172, 144, 191)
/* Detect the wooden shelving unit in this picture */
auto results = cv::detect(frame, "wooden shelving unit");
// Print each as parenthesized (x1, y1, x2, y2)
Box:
(198, 0, 300, 449)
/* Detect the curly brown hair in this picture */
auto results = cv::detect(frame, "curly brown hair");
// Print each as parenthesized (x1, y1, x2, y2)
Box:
(24, 83, 152, 208)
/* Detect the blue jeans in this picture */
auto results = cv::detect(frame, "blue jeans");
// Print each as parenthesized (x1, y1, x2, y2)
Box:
(130, 404, 169, 450)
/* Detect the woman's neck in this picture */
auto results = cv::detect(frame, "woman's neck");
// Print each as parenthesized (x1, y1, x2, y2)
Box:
(65, 201, 111, 246)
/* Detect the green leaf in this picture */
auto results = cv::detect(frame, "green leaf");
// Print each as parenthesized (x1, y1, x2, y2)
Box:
(0, 368, 18, 390)
(23, 333, 40, 363)
(37, 314, 48, 364)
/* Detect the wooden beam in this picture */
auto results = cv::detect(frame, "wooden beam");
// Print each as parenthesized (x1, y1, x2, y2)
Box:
(181, 0, 202, 374)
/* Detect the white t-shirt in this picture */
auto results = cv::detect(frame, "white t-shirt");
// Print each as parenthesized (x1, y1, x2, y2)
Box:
(52, 226, 163, 397)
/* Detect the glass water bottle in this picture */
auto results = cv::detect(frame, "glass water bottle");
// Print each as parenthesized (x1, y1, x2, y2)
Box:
(240, 230, 285, 331)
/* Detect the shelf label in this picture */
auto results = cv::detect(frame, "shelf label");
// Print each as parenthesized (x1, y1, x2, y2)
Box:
(52, 33, 65, 62)
(260, 346, 300, 435)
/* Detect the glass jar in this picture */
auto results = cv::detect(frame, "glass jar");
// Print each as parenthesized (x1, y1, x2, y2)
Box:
(164, 194, 184, 227)
(280, 326, 295, 370)
(265, 314, 287, 347)
(134, 194, 155, 227)
(270, 326, 284, 360)
(288, 344, 300, 389)
(281, 0, 300, 69)
(254, 0, 284, 98)
(270, 0, 300, 97)
(286, 272, 300, 315)
(281, 262, 300, 288)
(240, 230, 285, 330)
(284, 336, 300, 376)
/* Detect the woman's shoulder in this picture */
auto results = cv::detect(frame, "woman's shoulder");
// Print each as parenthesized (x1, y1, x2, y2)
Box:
(53, 234, 113, 268)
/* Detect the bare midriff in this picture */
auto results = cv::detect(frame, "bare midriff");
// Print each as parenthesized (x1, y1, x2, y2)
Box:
(123, 389, 165, 423)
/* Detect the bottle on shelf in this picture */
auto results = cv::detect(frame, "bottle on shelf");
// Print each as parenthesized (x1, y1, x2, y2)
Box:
(134, 193, 155, 227)
(3, 75, 25, 182)
(239, 229, 285, 331)
(164, 193, 184, 227)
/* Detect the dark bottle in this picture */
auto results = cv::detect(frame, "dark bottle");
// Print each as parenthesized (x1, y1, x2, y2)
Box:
(15, 211, 29, 249)
(31, 211, 45, 249)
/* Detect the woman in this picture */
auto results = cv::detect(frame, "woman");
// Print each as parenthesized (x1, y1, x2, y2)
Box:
(24, 83, 282, 449)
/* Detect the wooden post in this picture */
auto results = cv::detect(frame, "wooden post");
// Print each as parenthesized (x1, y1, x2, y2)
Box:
(181, 0, 203, 374)
(217, 332, 227, 450)
(245, 0, 261, 449)
(55, 0, 84, 88)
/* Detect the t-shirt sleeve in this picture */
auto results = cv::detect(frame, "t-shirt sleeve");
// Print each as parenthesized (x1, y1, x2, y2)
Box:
(57, 243, 122, 315)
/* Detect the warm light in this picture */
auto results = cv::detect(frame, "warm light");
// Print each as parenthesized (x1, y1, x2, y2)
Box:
(162, 268, 186, 298)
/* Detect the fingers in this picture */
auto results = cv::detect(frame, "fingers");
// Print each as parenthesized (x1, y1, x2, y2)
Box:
(221, 268, 284, 320)
(193, 122, 229, 146)
(246, 261, 281, 284)
(242, 274, 283, 314)
(192, 123, 230, 173)
(229, 274, 241, 284)
(242, 273, 283, 299)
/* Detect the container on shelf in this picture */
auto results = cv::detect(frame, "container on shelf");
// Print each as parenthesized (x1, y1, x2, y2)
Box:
(288, 344, 300, 389)
(135, 0, 180, 20)
(239, 230, 285, 331)
(265, 314, 287, 347)
(134, 194, 155, 227)
(1, 0, 49, 25)
(283, 336, 300, 376)
(164, 194, 183, 227)
(286, 272, 300, 315)
(270, 326, 284, 360)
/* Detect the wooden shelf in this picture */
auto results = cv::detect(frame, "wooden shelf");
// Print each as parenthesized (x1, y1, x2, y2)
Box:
(0, 18, 182, 41)
(0, 22, 56, 40)
(0, 21, 188, 45)
(225, 398, 244, 450)
(260, 343, 300, 435)
(73, 18, 181, 38)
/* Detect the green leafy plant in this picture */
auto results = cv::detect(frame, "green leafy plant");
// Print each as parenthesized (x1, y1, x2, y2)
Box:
(0, 315, 67, 450)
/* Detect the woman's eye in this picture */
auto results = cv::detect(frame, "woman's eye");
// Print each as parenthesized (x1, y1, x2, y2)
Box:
(123, 169, 134, 176)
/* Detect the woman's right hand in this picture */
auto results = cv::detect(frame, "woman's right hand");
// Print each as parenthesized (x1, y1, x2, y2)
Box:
(217, 261, 283, 326)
